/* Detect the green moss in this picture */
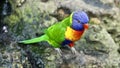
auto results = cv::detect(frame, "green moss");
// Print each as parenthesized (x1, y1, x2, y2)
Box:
(4, 14, 20, 26)
(9, 0, 16, 10)
(25, 5, 32, 14)
(30, 45, 45, 54)
(4, 8, 23, 27)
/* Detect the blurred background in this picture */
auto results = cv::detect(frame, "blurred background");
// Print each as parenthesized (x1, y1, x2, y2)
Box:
(0, 0, 120, 68)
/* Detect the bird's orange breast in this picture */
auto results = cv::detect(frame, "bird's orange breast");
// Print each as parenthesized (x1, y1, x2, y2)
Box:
(65, 27, 84, 41)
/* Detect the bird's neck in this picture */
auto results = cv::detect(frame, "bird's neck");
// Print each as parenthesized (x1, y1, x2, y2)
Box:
(61, 17, 72, 27)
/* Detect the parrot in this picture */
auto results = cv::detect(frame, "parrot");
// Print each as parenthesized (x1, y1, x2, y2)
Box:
(19, 11, 89, 56)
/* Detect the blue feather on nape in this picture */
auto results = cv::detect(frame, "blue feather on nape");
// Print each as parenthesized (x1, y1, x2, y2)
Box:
(73, 11, 89, 24)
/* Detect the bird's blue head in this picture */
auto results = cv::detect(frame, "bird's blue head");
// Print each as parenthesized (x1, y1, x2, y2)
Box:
(71, 11, 89, 31)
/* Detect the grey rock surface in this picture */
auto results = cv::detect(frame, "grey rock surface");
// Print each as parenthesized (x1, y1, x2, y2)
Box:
(0, 0, 120, 68)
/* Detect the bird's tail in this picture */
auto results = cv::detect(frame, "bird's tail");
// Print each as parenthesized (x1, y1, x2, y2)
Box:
(19, 34, 49, 44)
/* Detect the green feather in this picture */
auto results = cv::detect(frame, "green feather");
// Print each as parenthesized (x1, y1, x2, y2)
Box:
(19, 35, 49, 44)
(46, 16, 71, 43)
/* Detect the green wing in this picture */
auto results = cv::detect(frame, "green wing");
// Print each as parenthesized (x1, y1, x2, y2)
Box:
(46, 15, 72, 46)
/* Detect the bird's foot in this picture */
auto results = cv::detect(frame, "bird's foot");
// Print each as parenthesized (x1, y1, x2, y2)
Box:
(55, 48, 63, 56)
(71, 47, 79, 55)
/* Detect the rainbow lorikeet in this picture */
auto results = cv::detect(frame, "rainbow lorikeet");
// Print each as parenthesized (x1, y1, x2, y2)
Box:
(19, 11, 89, 55)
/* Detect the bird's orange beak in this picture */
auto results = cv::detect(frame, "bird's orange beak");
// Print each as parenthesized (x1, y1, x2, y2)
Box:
(84, 24, 89, 29)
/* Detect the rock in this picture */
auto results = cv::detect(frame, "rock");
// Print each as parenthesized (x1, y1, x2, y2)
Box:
(76, 24, 120, 67)
(41, 0, 49, 2)
(100, 0, 114, 4)
(90, 18, 101, 24)
(51, 6, 71, 21)
(55, 0, 118, 17)
(0, 0, 120, 68)
(16, 0, 26, 7)
(114, 0, 120, 7)
(0, 42, 33, 67)
(102, 12, 120, 51)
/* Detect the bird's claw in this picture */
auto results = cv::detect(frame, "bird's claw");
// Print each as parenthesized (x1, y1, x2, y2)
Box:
(55, 48, 62, 56)
(71, 47, 79, 55)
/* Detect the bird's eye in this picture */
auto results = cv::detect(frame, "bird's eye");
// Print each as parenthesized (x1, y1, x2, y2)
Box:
(77, 20, 80, 23)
